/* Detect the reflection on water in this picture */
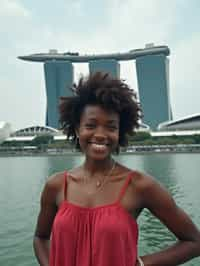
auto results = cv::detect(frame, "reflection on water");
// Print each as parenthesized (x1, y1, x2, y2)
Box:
(0, 154, 200, 265)
(46, 154, 84, 176)
(138, 209, 176, 253)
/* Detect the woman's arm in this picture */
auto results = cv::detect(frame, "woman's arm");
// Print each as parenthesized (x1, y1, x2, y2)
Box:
(33, 178, 58, 266)
(138, 175, 200, 266)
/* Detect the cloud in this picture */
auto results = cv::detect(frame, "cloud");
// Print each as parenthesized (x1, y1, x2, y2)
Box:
(0, 0, 30, 18)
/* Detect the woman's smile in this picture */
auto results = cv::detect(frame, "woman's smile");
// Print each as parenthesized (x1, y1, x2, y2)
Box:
(88, 142, 109, 152)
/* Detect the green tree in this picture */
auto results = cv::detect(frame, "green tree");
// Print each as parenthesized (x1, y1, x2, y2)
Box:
(129, 131, 151, 142)
(31, 135, 54, 146)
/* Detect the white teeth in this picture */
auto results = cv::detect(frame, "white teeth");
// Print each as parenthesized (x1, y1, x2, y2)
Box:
(94, 144, 106, 147)
(91, 143, 107, 150)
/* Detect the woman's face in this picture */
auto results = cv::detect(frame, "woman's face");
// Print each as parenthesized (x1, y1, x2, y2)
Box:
(77, 105, 120, 161)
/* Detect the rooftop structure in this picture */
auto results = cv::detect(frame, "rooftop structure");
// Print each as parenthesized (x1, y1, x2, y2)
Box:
(11, 125, 60, 137)
(18, 46, 170, 63)
(158, 113, 200, 131)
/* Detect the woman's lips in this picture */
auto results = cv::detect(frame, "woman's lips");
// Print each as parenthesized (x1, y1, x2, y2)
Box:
(89, 143, 109, 152)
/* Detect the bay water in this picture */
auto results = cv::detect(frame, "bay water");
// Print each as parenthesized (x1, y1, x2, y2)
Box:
(0, 153, 200, 265)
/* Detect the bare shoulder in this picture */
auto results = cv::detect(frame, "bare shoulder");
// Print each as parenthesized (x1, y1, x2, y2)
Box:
(45, 171, 65, 190)
(41, 171, 66, 203)
(67, 166, 83, 180)
(114, 163, 134, 179)
(130, 170, 172, 208)
(115, 163, 158, 189)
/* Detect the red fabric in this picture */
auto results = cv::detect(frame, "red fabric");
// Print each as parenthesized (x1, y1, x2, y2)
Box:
(49, 172, 138, 266)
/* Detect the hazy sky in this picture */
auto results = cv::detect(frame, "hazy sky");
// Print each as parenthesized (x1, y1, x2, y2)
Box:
(1, 0, 200, 130)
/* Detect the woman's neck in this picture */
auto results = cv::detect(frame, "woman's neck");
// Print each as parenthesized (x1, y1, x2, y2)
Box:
(83, 157, 114, 177)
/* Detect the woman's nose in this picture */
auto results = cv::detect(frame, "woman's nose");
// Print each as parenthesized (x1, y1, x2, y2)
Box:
(93, 127, 107, 139)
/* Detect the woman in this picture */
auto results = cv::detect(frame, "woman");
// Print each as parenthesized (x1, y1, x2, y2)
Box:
(34, 72, 200, 266)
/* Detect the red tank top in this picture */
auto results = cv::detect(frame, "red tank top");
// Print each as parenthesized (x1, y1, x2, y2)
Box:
(49, 172, 138, 266)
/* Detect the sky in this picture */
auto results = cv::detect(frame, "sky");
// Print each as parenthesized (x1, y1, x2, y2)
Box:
(1, 0, 200, 131)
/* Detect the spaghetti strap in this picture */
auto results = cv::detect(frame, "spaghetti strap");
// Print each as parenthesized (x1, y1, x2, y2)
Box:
(116, 172, 133, 203)
(63, 171, 68, 200)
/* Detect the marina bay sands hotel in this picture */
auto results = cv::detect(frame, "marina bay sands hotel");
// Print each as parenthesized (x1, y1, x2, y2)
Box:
(18, 44, 171, 130)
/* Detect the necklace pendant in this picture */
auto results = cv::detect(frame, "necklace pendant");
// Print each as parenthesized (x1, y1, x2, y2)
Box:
(96, 180, 101, 187)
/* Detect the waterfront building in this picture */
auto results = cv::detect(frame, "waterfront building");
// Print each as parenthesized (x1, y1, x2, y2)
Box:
(158, 113, 200, 131)
(89, 59, 120, 78)
(10, 125, 60, 137)
(18, 45, 170, 129)
(44, 61, 74, 128)
(4, 125, 65, 144)
(136, 54, 172, 130)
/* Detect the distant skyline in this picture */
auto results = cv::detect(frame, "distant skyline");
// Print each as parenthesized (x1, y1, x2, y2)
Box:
(1, 0, 200, 130)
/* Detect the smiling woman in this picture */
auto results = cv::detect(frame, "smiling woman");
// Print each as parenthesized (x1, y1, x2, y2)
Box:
(33, 72, 200, 266)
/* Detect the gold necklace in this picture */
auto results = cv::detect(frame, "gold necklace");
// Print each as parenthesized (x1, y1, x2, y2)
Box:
(83, 160, 116, 193)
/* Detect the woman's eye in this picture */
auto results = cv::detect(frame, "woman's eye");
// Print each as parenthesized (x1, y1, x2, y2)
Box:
(108, 125, 118, 130)
(85, 124, 95, 128)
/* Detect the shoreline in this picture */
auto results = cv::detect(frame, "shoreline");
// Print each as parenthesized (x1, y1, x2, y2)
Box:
(0, 149, 200, 157)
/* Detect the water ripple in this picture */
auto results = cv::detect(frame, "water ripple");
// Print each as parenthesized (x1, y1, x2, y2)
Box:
(0, 154, 200, 265)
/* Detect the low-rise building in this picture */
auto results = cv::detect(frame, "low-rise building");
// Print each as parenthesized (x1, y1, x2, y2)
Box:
(0, 122, 12, 143)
